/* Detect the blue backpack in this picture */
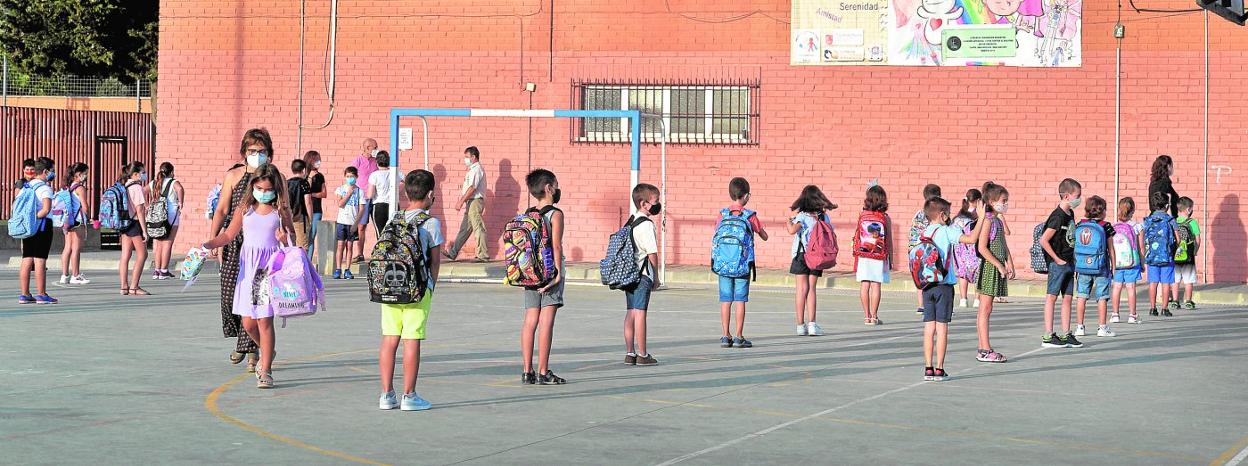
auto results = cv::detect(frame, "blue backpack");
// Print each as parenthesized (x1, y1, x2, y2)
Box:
(711, 209, 755, 279)
(600, 216, 651, 290)
(1143, 212, 1176, 267)
(50, 184, 82, 229)
(99, 182, 132, 230)
(8, 181, 42, 239)
(1072, 220, 1108, 275)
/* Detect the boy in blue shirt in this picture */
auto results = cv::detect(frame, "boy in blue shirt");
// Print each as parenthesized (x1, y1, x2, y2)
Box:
(714, 177, 769, 349)
(919, 197, 985, 381)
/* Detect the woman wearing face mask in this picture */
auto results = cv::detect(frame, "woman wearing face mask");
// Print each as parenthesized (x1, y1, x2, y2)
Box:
(118, 162, 151, 296)
(303, 150, 327, 260)
(208, 128, 273, 371)
(1147, 155, 1180, 218)
(58, 163, 92, 286)
(203, 163, 295, 389)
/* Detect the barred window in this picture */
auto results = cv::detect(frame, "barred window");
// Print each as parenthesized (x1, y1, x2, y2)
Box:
(571, 82, 759, 145)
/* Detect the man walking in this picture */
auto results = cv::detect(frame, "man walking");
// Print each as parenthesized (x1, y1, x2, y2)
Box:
(444, 146, 489, 262)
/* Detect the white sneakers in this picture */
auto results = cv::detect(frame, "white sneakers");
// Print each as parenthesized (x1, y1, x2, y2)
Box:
(1110, 313, 1120, 323)
(796, 324, 808, 336)
(380, 391, 399, 410)
(959, 298, 968, 308)
(1128, 314, 1140, 324)
(1074, 324, 1086, 337)
(806, 322, 824, 336)
(56, 275, 90, 286)
(1097, 325, 1116, 337)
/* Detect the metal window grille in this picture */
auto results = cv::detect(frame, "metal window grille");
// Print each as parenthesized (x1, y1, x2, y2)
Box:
(570, 79, 760, 145)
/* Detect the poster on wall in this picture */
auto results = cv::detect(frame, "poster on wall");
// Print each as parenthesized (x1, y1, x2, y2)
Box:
(791, 0, 1082, 67)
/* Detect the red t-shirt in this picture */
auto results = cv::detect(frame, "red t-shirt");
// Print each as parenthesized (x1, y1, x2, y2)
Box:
(719, 203, 764, 235)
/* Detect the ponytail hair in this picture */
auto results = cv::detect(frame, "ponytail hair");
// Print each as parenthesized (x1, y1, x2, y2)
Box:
(957, 188, 982, 219)
(982, 181, 1008, 212)
(152, 162, 175, 195)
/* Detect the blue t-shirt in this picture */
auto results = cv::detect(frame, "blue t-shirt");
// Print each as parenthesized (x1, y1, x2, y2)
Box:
(923, 223, 961, 286)
(790, 212, 828, 258)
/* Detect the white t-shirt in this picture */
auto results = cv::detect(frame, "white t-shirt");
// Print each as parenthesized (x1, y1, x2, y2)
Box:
(27, 180, 53, 219)
(367, 169, 395, 205)
(334, 185, 362, 225)
(631, 210, 658, 277)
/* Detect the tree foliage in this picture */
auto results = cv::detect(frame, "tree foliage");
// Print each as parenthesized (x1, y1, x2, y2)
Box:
(0, 0, 158, 81)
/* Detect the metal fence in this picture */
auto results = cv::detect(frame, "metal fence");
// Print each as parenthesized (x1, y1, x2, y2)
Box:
(570, 78, 761, 145)
(0, 107, 155, 220)
(2, 75, 152, 98)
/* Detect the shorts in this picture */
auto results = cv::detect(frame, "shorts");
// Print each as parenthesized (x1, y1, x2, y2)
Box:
(922, 285, 954, 323)
(20, 219, 53, 259)
(1076, 273, 1111, 301)
(624, 275, 654, 311)
(335, 223, 359, 242)
(292, 219, 309, 248)
(718, 275, 750, 303)
(1175, 264, 1197, 284)
(1046, 261, 1076, 296)
(855, 257, 890, 284)
(1113, 268, 1141, 284)
(524, 278, 565, 309)
(381, 293, 432, 340)
(789, 254, 823, 277)
(1147, 265, 1175, 284)
(122, 222, 144, 238)
(359, 201, 372, 226)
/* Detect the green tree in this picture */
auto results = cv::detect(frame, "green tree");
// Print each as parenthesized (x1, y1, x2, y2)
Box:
(0, 0, 158, 81)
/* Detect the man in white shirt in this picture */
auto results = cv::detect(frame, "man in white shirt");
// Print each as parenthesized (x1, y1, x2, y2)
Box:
(443, 146, 489, 262)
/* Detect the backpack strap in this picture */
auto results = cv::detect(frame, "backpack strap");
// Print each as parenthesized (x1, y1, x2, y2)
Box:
(159, 178, 174, 199)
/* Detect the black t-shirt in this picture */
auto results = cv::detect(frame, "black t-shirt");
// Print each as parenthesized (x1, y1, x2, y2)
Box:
(287, 177, 310, 221)
(1148, 177, 1180, 218)
(1044, 207, 1076, 263)
(308, 172, 325, 214)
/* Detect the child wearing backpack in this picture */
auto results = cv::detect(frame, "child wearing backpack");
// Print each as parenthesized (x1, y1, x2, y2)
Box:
(713, 177, 769, 349)
(1144, 192, 1181, 318)
(56, 163, 91, 286)
(506, 169, 568, 384)
(118, 162, 152, 296)
(1039, 178, 1083, 349)
(974, 182, 1013, 362)
(202, 164, 295, 389)
(952, 189, 983, 308)
(915, 197, 986, 381)
(15, 159, 58, 304)
(375, 169, 443, 410)
(148, 162, 184, 280)
(333, 166, 365, 279)
(786, 185, 836, 336)
(621, 183, 661, 365)
(855, 185, 892, 326)
(909, 184, 941, 315)
(1110, 197, 1145, 324)
(1073, 196, 1118, 338)
(1171, 197, 1201, 310)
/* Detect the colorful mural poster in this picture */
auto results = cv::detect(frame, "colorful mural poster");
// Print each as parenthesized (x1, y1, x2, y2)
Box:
(792, 0, 1082, 67)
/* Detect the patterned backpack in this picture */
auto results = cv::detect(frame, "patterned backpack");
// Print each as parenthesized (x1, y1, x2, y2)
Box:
(257, 243, 325, 327)
(1072, 219, 1108, 275)
(1029, 223, 1049, 274)
(1143, 212, 1176, 267)
(600, 216, 651, 289)
(852, 211, 889, 261)
(711, 209, 756, 278)
(1112, 222, 1139, 270)
(909, 229, 946, 290)
(7, 181, 40, 239)
(99, 182, 132, 230)
(503, 206, 558, 287)
(367, 211, 432, 304)
(1173, 218, 1197, 265)
(50, 183, 81, 229)
(146, 179, 174, 239)
(952, 217, 980, 277)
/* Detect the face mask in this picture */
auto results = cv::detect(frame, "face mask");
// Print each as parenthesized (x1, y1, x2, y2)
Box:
(648, 202, 662, 216)
(1068, 197, 1082, 209)
(247, 152, 268, 168)
(313, 161, 322, 169)
(551, 188, 562, 204)
(994, 202, 1009, 214)
(48, 170, 55, 182)
(139, 173, 149, 183)
(464, 157, 473, 167)
(253, 189, 276, 204)
(370, 149, 379, 157)
(346, 177, 357, 186)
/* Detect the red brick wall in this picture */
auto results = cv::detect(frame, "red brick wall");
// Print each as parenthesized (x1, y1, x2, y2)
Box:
(158, 0, 1248, 282)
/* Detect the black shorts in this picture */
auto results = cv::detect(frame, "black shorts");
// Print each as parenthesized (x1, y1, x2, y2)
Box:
(20, 219, 53, 259)
(789, 254, 823, 277)
(121, 222, 144, 237)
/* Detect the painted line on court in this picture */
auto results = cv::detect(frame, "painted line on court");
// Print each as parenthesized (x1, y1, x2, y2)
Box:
(1213, 433, 1248, 466)
(655, 346, 1049, 465)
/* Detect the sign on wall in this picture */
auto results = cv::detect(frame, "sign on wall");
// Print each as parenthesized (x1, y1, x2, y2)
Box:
(791, 0, 1082, 67)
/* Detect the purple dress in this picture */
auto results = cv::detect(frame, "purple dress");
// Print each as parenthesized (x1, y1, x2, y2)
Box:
(233, 208, 282, 319)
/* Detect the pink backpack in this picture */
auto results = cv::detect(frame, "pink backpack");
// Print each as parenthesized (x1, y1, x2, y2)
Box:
(259, 245, 325, 327)
(803, 214, 839, 270)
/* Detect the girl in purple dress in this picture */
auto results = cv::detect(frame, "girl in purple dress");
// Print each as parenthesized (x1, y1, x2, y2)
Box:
(204, 164, 294, 389)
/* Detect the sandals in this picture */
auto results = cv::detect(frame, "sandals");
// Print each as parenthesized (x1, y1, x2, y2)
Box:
(120, 288, 130, 296)
(864, 318, 874, 326)
(129, 287, 151, 296)
(246, 353, 259, 373)
(256, 370, 274, 389)
(538, 370, 566, 385)
(229, 352, 246, 365)
(522, 371, 537, 385)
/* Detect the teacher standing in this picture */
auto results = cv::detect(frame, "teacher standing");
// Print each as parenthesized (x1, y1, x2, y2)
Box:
(1148, 155, 1180, 217)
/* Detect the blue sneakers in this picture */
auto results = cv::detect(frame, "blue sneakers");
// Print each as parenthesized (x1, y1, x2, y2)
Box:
(719, 336, 733, 348)
(343, 270, 355, 280)
(401, 392, 431, 411)
(379, 391, 399, 410)
(733, 337, 753, 348)
(17, 295, 35, 304)
(332, 269, 342, 279)
(33, 294, 58, 305)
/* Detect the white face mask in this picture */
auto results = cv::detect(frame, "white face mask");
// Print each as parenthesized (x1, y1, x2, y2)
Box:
(313, 161, 322, 169)
(1069, 197, 1082, 209)
(370, 149, 379, 157)
(994, 202, 1009, 214)
(246, 152, 268, 168)
(464, 157, 473, 167)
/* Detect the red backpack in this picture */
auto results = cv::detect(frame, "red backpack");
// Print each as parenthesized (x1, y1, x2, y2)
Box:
(852, 211, 889, 261)
(803, 214, 839, 270)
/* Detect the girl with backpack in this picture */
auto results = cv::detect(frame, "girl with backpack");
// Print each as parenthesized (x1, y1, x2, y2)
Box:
(952, 189, 983, 308)
(117, 162, 152, 296)
(854, 185, 892, 326)
(974, 181, 1014, 363)
(202, 163, 295, 389)
(57, 163, 91, 286)
(1110, 197, 1144, 324)
(786, 185, 837, 336)
(148, 162, 184, 280)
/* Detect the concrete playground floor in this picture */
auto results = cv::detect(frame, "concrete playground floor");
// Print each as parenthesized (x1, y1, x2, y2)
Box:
(3, 270, 1248, 465)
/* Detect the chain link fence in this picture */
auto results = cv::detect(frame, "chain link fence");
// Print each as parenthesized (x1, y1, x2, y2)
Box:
(2, 75, 152, 98)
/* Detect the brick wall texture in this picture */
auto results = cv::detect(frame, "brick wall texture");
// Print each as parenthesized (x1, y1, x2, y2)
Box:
(157, 0, 1248, 282)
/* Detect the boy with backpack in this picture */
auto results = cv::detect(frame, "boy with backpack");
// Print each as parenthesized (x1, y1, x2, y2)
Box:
(373, 169, 442, 411)
(1072, 196, 1117, 338)
(909, 184, 941, 315)
(1171, 197, 1200, 310)
(1040, 178, 1083, 348)
(603, 184, 661, 366)
(912, 197, 985, 381)
(288, 159, 314, 249)
(712, 177, 769, 349)
(1144, 192, 1181, 317)
(13, 159, 58, 304)
(505, 169, 567, 384)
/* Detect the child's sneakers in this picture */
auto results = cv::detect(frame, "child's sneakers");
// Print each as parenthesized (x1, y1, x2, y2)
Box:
(379, 390, 400, 410)
(624, 353, 637, 365)
(1128, 314, 1140, 324)
(332, 269, 342, 279)
(1073, 324, 1086, 337)
(720, 336, 734, 348)
(1110, 313, 1120, 324)
(56, 275, 70, 286)
(1161, 308, 1174, 318)
(1065, 332, 1084, 348)
(915, 307, 924, 315)
(1041, 333, 1068, 348)
(796, 324, 808, 336)
(1149, 308, 1160, 316)
(344, 270, 355, 280)
(634, 354, 659, 366)
(69, 275, 90, 285)
(733, 337, 753, 348)
(33, 294, 58, 305)
(924, 367, 935, 381)
(1183, 300, 1197, 310)
(1168, 300, 1181, 310)
(17, 295, 35, 305)
(931, 368, 947, 381)
(958, 298, 968, 308)
(400, 392, 432, 411)
(1096, 325, 1116, 337)
(806, 322, 824, 336)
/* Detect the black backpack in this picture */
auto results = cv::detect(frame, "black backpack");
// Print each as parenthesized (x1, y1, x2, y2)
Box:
(367, 211, 432, 304)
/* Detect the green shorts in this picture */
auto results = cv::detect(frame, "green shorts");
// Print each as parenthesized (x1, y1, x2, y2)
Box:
(381, 293, 432, 340)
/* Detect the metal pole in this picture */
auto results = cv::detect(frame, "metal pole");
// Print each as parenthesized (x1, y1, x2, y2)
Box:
(136, 77, 141, 112)
(3, 52, 8, 107)
(1203, 10, 1210, 284)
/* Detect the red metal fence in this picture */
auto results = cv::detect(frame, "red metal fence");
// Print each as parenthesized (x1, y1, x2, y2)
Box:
(1, 107, 155, 219)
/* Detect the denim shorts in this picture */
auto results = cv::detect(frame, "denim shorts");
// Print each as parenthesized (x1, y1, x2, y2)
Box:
(1147, 265, 1175, 284)
(922, 285, 954, 323)
(1046, 261, 1076, 296)
(1113, 268, 1141, 284)
(1076, 273, 1111, 301)
(624, 275, 654, 311)
(718, 275, 749, 303)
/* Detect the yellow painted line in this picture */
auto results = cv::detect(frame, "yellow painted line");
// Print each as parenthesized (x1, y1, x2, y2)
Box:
(1211, 433, 1248, 466)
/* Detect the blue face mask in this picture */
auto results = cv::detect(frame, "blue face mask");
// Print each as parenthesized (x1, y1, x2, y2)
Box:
(253, 189, 276, 204)
(48, 170, 55, 182)
(139, 173, 149, 183)
(346, 177, 357, 186)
